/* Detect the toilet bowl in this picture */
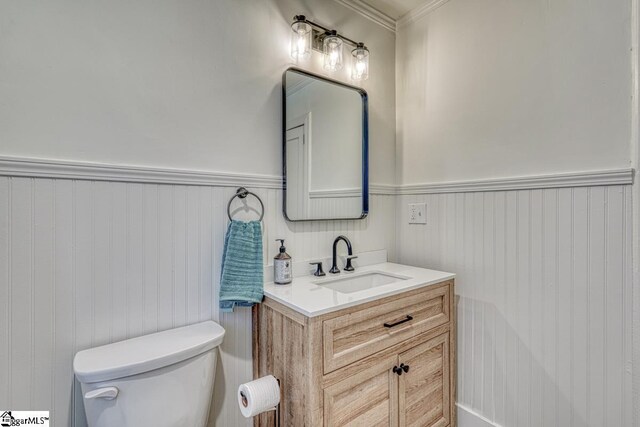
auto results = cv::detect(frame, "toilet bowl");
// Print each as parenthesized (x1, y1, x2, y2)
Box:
(73, 321, 225, 427)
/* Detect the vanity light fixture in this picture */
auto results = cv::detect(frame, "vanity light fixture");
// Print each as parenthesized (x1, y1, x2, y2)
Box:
(290, 15, 370, 81)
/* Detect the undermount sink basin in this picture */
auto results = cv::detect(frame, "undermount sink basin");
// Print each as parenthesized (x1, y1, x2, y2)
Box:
(314, 271, 410, 294)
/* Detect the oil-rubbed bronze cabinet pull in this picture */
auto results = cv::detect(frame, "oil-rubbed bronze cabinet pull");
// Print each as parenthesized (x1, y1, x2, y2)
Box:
(383, 315, 413, 328)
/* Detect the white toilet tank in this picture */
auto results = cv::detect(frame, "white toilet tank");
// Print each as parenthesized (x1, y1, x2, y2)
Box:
(73, 321, 225, 427)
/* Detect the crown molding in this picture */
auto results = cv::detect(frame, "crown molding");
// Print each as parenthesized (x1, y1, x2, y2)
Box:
(333, 0, 396, 32)
(0, 156, 283, 189)
(397, 0, 451, 28)
(396, 168, 635, 195)
(333, 0, 453, 33)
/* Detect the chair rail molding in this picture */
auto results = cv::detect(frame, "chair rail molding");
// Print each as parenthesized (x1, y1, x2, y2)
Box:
(0, 156, 634, 195)
(396, 168, 635, 195)
(0, 155, 282, 189)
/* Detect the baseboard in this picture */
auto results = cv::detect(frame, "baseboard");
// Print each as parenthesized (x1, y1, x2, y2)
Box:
(457, 404, 501, 427)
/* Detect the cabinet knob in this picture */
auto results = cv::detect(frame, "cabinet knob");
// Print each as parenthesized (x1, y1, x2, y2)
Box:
(392, 364, 410, 376)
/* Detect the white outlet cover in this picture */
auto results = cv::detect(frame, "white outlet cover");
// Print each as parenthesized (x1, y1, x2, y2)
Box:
(408, 203, 426, 224)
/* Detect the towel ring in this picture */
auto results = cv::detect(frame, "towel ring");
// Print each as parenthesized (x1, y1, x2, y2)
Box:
(227, 187, 265, 221)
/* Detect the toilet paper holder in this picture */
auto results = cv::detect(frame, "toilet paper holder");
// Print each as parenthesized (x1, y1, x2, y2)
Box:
(240, 377, 281, 427)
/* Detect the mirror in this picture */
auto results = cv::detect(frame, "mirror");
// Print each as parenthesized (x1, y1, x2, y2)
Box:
(283, 68, 368, 221)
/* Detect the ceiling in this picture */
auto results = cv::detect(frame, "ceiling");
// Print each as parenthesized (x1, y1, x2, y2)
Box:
(359, 0, 430, 20)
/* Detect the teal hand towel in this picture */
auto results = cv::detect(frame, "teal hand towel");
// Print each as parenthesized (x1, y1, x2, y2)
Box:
(219, 220, 264, 312)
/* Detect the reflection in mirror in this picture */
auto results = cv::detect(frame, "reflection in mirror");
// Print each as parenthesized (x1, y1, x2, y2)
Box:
(283, 69, 368, 221)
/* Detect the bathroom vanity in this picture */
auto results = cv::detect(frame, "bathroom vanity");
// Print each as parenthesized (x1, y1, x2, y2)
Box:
(252, 262, 456, 427)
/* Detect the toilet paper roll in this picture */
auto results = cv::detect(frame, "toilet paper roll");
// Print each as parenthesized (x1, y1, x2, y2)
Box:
(237, 375, 280, 418)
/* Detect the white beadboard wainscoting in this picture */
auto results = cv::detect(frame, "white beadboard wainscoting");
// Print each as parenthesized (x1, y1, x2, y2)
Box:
(397, 185, 633, 427)
(0, 174, 396, 426)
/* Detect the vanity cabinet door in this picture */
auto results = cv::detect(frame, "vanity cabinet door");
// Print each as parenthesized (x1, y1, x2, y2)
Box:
(323, 355, 399, 427)
(398, 333, 450, 427)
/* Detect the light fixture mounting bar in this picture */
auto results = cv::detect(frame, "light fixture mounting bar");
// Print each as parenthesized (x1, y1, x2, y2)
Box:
(295, 17, 360, 48)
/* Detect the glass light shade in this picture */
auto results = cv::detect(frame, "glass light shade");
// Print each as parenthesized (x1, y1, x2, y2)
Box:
(290, 19, 312, 60)
(323, 32, 343, 71)
(351, 44, 369, 81)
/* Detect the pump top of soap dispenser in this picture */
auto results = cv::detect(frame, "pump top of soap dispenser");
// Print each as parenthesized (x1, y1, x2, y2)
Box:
(274, 239, 291, 261)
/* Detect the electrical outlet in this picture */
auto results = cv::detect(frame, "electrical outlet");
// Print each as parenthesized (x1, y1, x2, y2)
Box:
(408, 203, 426, 224)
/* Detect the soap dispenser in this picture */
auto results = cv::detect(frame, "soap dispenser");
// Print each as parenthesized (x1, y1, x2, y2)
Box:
(274, 239, 292, 284)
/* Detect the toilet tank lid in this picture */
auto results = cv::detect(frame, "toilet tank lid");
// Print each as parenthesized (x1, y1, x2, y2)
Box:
(73, 321, 225, 384)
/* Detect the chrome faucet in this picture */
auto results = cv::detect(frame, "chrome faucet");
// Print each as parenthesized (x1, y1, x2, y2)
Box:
(329, 235, 358, 274)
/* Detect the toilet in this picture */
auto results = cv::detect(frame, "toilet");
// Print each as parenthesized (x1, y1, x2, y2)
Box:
(73, 321, 225, 427)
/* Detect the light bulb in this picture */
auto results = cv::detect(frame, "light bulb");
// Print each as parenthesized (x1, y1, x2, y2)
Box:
(330, 50, 338, 66)
(296, 31, 307, 53)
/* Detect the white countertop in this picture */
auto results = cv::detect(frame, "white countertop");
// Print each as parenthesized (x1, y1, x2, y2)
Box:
(263, 262, 455, 317)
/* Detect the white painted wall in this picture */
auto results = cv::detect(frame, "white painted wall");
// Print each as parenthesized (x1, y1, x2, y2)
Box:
(0, 0, 396, 186)
(396, 0, 632, 185)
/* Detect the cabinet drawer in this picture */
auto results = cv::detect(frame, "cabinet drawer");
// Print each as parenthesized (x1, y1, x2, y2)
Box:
(322, 283, 451, 374)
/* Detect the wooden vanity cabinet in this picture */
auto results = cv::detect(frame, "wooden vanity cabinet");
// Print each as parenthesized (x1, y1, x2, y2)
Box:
(252, 280, 456, 427)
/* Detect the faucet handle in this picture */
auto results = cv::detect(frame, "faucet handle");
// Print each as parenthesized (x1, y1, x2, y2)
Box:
(309, 261, 326, 277)
(344, 255, 358, 272)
